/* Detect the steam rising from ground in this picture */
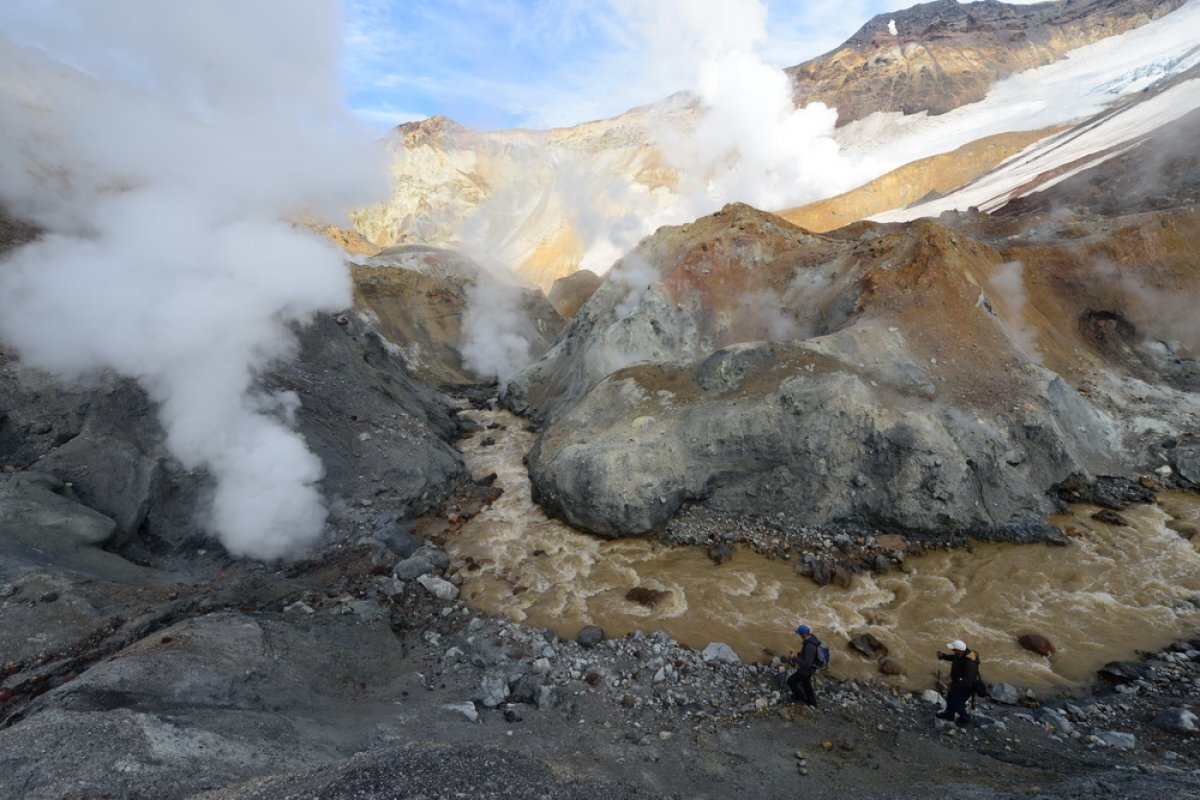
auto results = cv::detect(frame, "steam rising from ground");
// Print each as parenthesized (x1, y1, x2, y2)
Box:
(580, 0, 875, 252)
(456, 0, 870, 371)
(987, 261, 1043, 362)
(644, 1, 873, 217)
(460, 279, 533, 383)
(0, 1, 385, 560)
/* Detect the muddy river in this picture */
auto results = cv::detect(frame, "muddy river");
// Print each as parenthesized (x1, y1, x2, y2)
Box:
(446, 409, 1200, 693)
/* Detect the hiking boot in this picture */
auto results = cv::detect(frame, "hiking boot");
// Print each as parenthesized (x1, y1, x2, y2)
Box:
(955, 718, 972, 727)
(935, 712, 954, 721)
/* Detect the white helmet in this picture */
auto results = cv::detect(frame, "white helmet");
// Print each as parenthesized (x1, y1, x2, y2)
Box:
(946, 640, 967, 652)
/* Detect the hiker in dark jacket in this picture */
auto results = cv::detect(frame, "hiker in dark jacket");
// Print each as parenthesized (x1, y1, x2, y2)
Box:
(936, 639, 979, 725)
(786, 624, 821, 707)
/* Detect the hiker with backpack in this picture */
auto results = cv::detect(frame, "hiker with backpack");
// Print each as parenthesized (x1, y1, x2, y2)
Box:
(936, 639, 981, 725)
(785, 624, 827, 707)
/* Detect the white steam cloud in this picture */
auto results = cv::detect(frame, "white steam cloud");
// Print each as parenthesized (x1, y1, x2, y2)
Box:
(987, 261, 1042, 362)
(460, 279, 533, 383)
(643, 0, 873, 217)
(452, 0, 872, 370)
(0, 1, 386, 560)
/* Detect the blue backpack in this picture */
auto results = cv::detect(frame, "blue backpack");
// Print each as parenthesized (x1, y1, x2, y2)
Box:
(812, 638, 830, 670)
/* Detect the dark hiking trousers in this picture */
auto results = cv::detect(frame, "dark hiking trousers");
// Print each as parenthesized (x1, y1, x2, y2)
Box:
(940, 690, 973, 722)
(787, 670, 816, 706)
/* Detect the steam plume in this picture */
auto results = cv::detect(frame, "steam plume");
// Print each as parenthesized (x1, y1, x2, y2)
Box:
(0, 1, 386, 559)
(644, 0, 873, 216)
(454, 0, 870, 372)
(987, 261, 1042, 362)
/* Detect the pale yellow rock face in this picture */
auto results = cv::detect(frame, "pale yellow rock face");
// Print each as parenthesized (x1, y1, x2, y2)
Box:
(778, 127, 1062, 233)
(351, 109, 683, 292)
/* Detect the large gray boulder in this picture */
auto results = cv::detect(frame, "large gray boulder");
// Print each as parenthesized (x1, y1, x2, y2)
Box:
(1151, 707, 1198, 734)
(0, 471, 117, 547)
(507, 204, 1198, 541)
(33, 430, 159, 545)
(525, 341, 1101, 539)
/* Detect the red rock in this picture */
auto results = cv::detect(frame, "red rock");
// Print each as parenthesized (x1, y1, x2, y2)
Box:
(625, 587, 669, 607)
(0, 689, 12, 702)
(1018, 634, 1055, 656)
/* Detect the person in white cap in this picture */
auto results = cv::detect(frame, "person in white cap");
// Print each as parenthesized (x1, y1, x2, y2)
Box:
(936, 639, 980, 725)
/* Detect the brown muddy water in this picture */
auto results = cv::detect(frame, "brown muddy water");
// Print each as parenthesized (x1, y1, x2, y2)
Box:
(447, 409, 1200, 693)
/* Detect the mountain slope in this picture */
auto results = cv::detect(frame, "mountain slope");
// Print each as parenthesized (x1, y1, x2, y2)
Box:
(786, 0, 1188, 125)
(351, 1, 1192, 287)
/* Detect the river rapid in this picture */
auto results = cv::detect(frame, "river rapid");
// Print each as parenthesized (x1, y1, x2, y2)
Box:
(446, 408, 1200, 693)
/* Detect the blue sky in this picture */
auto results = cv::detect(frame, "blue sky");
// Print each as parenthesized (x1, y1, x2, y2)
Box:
(340, 1, 923, 130)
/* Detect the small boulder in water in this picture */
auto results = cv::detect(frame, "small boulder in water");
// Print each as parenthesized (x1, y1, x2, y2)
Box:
(1091, 509, 1128, 526)
(831, 565, 854, 589)
(878, 657, 905, 676)
(625, 586, 670, 607)
(1018, 634, 1055, 656)
(849, 633, 888, 659)
(707, 542, 733, 564)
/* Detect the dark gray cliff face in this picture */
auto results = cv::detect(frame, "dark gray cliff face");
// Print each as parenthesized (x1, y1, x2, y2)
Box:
(507, 201, 1200, 542)
(268, 313, 468, 522)
(1, 308, 470, 563)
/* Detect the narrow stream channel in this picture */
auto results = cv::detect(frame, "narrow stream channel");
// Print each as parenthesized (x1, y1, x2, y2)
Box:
(446, 408, 1200, 693)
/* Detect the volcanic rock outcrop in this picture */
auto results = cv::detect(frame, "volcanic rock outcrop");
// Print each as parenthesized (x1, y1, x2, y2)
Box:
(352, 245, 564, 386)
(786, 0, 1188, 125)
(548, 269, 604, 320)
(505, 190, 1200, 539)
(1, 282, 471, 566)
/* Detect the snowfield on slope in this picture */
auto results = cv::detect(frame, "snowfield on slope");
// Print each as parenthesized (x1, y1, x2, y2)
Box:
(836, 0, 1200, 173)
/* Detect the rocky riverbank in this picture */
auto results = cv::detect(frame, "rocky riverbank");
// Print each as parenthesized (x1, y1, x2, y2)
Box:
(5, 509, 1197, 800)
